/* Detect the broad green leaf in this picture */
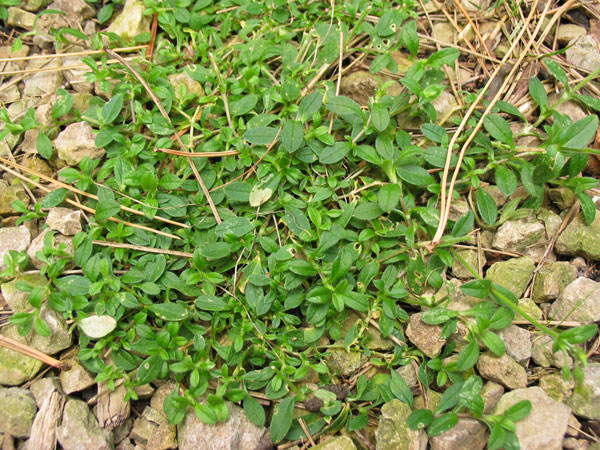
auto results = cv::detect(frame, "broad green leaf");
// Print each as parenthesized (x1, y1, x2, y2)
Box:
(503, 400, 532, 422)
(477, 188, 498, 225)
(528, 77, 547, 107)
(370, 52, 392, 74)
(400, 20, 419, 56)
(147, 303, 189, 321)
(196, 295, 230, 311)
(244, 126, 279, 145)
(397, 165, 434, 186)
(576, 192, 596, 225)
(456, 338, 479, 371)
(243, 395, 266, 426)
(95, 200, 121, 221)
(136, 355, 163, 385)
(354, 202, 384, 220)
(560, 324, 598, 345)
(545, 59, 569, 90)
(287, 259, 317, 277)
(426, 48, 460, 68)
(377, 184, 401, 212)
(562, 115, 599, 149)
(230, 94, 258, 116)
(280, 120, 304, 153)
(319, 141, 351, 164)
(41, 188, 67, 209)
(200, 242, 231, 259)
(297, 90, 323, 121)
(270, 396, 295, 443)
(421, 123, 448, 144)
(36, 132, 52, 159)
(407, 409, 434, 430)
(480, 330, 505, 356)
(451, 211, 474, 237)
(428, 413, 458, 437)
(325, 95, 363, 123)
(495, 166, 518, 196)
(483, 114, 514, 148)
(460, 279, 491, 299)
(101, 93, 124, 124)
(371, 102, 390, 132)
(390, 370, 413, 408)
(215, 217, 255, 237)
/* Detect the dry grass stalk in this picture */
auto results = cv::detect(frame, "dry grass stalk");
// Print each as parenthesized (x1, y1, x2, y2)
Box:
(0, 334, 66, 370)
(92, 240, 193, 258)
(0, 45, 146, 63)
(0, 161, 181, 240)
(0, 157, 189, 229)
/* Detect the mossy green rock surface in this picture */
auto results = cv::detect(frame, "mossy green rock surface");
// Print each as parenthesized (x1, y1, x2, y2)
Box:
(312, 436, 357, 450)
(556, 213, 600, 261)
(532, 262, 577, 303)
(485, 256, 535, 298)
(0, 388, 37, 438)
(376, 399, 426, 450)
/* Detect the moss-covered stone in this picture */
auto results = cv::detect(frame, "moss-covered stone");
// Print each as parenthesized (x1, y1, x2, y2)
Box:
(485, 256, 535, 298)
(567, 363, 600, 419)
(376, 399, 427, 450)
(532, 262, 577, 303)
(556, 212, 600, 261)
(0, 388, 37, 438)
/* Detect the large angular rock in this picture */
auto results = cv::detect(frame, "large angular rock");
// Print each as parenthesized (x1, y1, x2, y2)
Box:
(6, 7, 36, 30)
(485, 256, 535, 298)
(46, 207, 82, 235)
(1, 273, 47, 313)
(539, 374, 574, 403)
(476, 352, 527, 389)
(532, 262, 578, 303)
(497, 325, 531, 365)
(130, 406, 176, 450)
(107, 0, 151, 41)
(0, 226, 31, 274)
(566, 35, 600, 73)
(27, 388, 64, 450)
(567, 363, 600, 420)
(59, 358, 95, 394)
(492, 217, 545, 255)
(57, 399, 113, 450)
(0, 388, 37, 438)
(178, 402, 265, 450)
(30, 377, 62, 407)
(405, 312, 446, 357)
(481, 381, 504, 414)
(452, 249, 483, 280)
(556, 213, 600, 261)
(375, 399, 427, 450)
(549, 277, 600, 323)
(54, 122, 105, 166)
(429, 418, 487, 450)
(556, 25, 586, 46)
(24, 59, 64, 97)
(495, 387, 570, 450)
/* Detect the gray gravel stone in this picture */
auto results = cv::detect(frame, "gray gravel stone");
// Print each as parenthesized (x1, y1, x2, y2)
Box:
(0, 388, 37, 438)
(549, 277, 600, 323)
(476, 352, 527, 389)
(495, 387, 571, 450)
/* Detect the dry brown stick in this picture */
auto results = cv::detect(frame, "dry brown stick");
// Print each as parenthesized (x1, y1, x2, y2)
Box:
(430, 0, 546, 250)
(104, 47, 222, 224)
(0, 45, 146, 63)
(92, 240, 193, 258)
(146, 13, 159, 60)
(0, 335, 67, 370)
(298, 418, 316, 447)
(154, 148, 240, 157)
(0, 157, 189, 229)
(0, 56, 138, 77)
(452, 0, 493, 61)
(0, 163, 180, 240)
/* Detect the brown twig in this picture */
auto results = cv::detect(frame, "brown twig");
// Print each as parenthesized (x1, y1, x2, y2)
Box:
(154, 148, 240, 158)
(92, 240, 193, 258)
(0, 335, 67, 370)
(0, 157, 189, 229)
(146, 13, 159, 60)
